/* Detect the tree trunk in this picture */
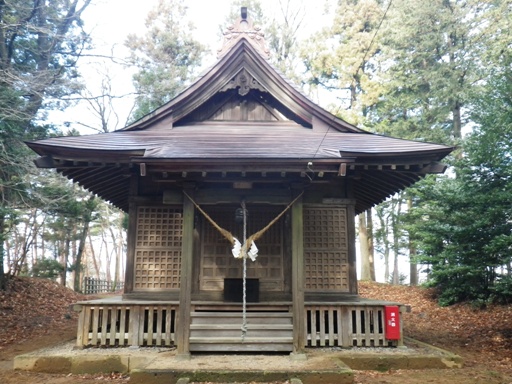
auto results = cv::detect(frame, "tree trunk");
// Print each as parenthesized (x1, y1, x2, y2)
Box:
(359, 213, 371, 281)
(391, 197, 403, 285)
(408, 197, 418, 286)
(61, 232, 71, 287)
(73, 218, 91, 292)
(366, 208, 376, 281)
(384, 246, 390, 283)
(409, 244, 418, 285)
(359, 210, 376, 281)
(88, 234, 101, 279)
(453, 100, 462, 140)
(392, 216, 400, 285)
(376, 207, 391, 282)
(392, 250, 400, 284)
(0, 212, 6, 290)
(107, 221, 119, 289)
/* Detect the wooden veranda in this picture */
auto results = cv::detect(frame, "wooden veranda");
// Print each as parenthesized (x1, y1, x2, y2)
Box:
(74, 297, 406, 351)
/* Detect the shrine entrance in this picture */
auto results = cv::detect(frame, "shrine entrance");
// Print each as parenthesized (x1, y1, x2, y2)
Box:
(195, 204, 291, 302)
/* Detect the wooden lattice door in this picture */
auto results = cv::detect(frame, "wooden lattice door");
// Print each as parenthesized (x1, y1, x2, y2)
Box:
(133, 206, 183, 291)
(304, 205, 349, 292)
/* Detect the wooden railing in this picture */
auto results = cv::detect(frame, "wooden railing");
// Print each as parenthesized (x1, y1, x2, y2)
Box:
(305, 304, 401, 347)
(82, 277, 124, 294)
(76, 303, 178, 347)
(75, 302, 401, 348)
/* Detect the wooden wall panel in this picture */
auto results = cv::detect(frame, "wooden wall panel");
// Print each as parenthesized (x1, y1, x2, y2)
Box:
(134, 207, 183, 290)
(304, 206, 349, 292)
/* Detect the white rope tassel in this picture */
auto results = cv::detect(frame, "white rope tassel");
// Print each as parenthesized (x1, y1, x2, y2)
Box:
(241, 200, 248, 342)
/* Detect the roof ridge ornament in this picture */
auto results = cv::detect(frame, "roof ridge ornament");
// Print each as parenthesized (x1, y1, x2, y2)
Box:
(217, 7, 270, 60)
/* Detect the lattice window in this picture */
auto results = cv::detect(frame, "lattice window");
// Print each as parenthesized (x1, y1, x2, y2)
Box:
(200, 206, 284, 291)
(304, 207, 349, 291)
(134, 207, 183, 290)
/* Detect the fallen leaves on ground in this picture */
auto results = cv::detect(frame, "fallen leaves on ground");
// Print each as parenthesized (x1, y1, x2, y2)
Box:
(358, 281, 512, 370)
(0, 277, 511, 383)
(0, 276, 84, 348)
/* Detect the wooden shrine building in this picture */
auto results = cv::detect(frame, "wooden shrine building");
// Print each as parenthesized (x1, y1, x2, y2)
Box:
(26, 10, 453, 356)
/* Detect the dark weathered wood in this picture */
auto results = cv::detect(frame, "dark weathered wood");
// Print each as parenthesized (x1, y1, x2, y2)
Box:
(124, 173, 139, 294)
(176, 187, 195, 356)
(347, 202, 358, 294)
(123, 291, 180, 301)
(193, 188, 292, 205)
(291, 191, 305, 353)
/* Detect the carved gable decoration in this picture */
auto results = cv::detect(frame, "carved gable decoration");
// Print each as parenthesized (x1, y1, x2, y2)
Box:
(220, 68, 267, 96)
(217, 7, 270, 60)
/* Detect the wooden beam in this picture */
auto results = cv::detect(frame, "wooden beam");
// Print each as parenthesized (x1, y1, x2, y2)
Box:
(193, 188, 291, 204)
(124, 175, 139, 295)
(421, 161, 448, 174)
(176, 186, 195, 358)
(291, 190, 305, 354)
(33, 155, 55, 168)
(346, 202, 358, 295)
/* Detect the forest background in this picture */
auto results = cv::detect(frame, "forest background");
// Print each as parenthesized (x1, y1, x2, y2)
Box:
(0, 0, 511, 307)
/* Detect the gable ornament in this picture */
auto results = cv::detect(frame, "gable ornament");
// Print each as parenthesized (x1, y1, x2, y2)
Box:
(220, 68, 267, 96)
(217, 7, 270, 60)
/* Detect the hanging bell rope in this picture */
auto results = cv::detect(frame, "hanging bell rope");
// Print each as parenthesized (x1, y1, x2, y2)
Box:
(183, 191, 304, 259)
(182, 190, 304, 342)
(241, 199, 248, 341)
(183, 191, 236, 245)
(243, 191, 304, 250)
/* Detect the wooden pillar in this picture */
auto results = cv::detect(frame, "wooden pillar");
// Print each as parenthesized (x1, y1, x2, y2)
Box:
(124, 174, 139, 294)
(347, 202, 358, 294)
(176, 186, 195, 358)
(291, 191, 305, 355)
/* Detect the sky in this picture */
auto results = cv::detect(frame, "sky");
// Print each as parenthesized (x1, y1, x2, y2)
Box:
(49, 0, 333, 134)
(47, 0, 405, 283)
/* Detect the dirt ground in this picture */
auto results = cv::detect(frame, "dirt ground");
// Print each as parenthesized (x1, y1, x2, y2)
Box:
(1, 277, 511, 383)
(1, 324, 511, 384)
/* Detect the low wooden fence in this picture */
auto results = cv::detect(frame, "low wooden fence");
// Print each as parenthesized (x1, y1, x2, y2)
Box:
(305, 304, 402, 347)
(76, 303, 178, 347)
(83, 277, 124, 294)
(74, 302, 402, 348)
